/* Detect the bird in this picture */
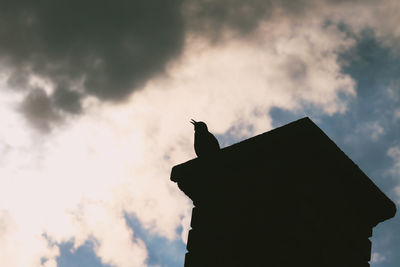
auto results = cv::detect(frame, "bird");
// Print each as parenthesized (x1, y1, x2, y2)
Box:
(190, 119, 220, 157)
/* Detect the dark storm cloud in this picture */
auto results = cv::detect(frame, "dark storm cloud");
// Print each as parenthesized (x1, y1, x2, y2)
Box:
(6, 68, 30, 90)
(1, 0, 368, 132)
(52, 85, 82, 114)
(0, 0, 184, 116)
(183, 0, 312, 39)
(20, 88, 60, 132)
(2, 0, 301, 131)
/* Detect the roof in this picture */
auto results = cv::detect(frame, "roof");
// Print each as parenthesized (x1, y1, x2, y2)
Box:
(171, 117, 396, 227)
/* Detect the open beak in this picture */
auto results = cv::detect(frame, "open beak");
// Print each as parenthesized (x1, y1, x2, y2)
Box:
(190, 119, 196, 125)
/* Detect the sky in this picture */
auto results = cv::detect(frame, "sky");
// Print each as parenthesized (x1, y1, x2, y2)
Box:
(0, 0, 399, 266)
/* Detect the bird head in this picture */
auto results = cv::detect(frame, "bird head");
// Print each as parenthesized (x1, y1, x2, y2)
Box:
(190, 119, 208, 132)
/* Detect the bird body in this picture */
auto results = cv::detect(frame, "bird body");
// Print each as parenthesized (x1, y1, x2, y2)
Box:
(191, 119, 220, 157)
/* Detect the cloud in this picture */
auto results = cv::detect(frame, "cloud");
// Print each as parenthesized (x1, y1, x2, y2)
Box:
(2, 0, 400, 131)
(182, 0, 318, 40)
(19, 88, 61, 131)
(184, 0, 400, 50)
(0, 1, 360, 266)
(1, 1, 400, 267)
(0, 0, 184, 122)
(387, 80, 400, 103)
(394, 109, 400, 121)
(0, 105, 191, 267)
(388, 146, 400, 175)
(394, 187, 400, 204)
(371, 252, 387, 263)
(0, 26, 356, 264)
(356, 121, 385, 141)
(387, 146, 400, 203)
(52, 85, 82, 114)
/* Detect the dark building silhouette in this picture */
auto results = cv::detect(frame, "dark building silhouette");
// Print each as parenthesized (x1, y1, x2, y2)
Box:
(170, 117, 396, 267)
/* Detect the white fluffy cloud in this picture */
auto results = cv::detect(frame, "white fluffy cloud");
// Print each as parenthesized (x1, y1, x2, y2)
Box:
(1, 1, 400, 267)
(372, 252, 387, 263)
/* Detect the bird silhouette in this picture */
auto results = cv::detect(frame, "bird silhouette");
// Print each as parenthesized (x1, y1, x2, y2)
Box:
(190, 119, 220, 157)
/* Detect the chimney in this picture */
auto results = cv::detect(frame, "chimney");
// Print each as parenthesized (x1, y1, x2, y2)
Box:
(171, 117, 396, 267)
